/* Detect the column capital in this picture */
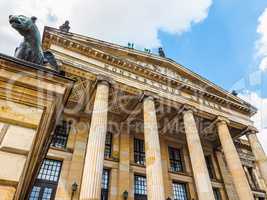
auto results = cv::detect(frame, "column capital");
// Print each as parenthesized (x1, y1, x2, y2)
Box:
(96, 75, 114, 86)
(245, 126, 258, 136)
(139, 90, 159, 102)
(180, 104, 197, 115)
(216, 116, 230, 126)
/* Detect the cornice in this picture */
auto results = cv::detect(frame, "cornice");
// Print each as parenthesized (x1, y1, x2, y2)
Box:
(42, 28, 257, 116)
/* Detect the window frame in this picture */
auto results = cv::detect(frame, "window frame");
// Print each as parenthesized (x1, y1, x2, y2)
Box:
(51, 120, 72, 149)
(104, 132, 113, 159)
(172, 181, 189, 200)
(205, 155, 216, 179)
(134, 174, 147, 200)
(134, 138, 146, 165)
(213, 188, 222, 200)
(101, 168, 110, 200)
(29, 159, 62, 200)
(168, 146, 184, 173)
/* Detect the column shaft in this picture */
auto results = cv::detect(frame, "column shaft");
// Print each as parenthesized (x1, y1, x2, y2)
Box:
(217, 121, 254, 200)
(247, 133, 267, 187)
(143, 97, 165, 200)
(79, 82, 109, 200)
(183, 110, 215, 200)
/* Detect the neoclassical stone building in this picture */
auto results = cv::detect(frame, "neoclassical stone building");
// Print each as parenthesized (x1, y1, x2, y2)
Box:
(0, 26, 266, 200)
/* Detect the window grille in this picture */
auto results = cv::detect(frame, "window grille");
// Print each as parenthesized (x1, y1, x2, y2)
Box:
(29, 159, 62, 200)
(104, 132, 112, 158)
(168, 147, 184, 172)
(134, 175, 147, 200)
(205, 155, 215, 179)
(172, 182, 188, 200)
(101, 169, 110, 200)
(134, 138, 145, 165)
(51, 120, 71, 148)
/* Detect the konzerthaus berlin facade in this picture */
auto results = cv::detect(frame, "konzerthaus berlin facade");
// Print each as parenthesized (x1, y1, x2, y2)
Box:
(0, 26, 267, 200)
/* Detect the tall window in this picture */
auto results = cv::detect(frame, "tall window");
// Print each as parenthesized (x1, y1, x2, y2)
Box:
(172, 182, 188, 200)
(29, 159, 62, 200)
(213, 188, 221, 200)
(134, 139, 145, 165)
(134, 175, 147, 200)
(51, 120, 71, 148)
(205, 155, 215, 179)
(245, 167, 257, 189)
(101, 169, 110, 200)
(168, 147, 184, 172)
(104, 132, 112, 158)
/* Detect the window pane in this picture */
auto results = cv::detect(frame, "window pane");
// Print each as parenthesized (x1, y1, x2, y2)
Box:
(104, 132, 112, 158)
(42, 187, 53, 200)
(173, 182, 188, 200)
(29, 186, 41, 200)
(205, 155, 215, 179)
(134, 175, 147, 196)
(51, 120, 71, 148)
(101, 169, 110, 200)
(168, 147, 183, 172)
(213, 188, 221, 200)
(37, 159, 62, 182)
(134, 139, 145, 165)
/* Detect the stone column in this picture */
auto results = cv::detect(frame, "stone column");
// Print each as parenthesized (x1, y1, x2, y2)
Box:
(183, 109, 215, 200)
(143, 96, 165, 200)
(79, 79, 110, 200)
(246, 131, 267, 187)
(216, 117, 254, 200)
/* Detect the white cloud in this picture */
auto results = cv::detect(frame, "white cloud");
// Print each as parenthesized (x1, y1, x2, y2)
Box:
(0, 0, 212, 56)
(256, 8, 267, 71)
(239, 91, 267, 153)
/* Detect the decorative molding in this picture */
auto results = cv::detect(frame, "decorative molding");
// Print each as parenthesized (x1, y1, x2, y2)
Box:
(42, 29, 256, 116)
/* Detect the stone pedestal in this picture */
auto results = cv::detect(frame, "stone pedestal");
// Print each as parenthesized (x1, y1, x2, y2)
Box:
(247, 132, 267, 187)
(79, 81, 110, 200)
(217, 119, 254, 200)
(143, 96, 165, 200)
(183, 109, 215, 200)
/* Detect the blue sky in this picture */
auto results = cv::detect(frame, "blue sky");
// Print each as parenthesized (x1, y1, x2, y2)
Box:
(158, 0, 267, 97)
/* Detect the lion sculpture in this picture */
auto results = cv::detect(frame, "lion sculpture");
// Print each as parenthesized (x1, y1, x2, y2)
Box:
(9, 15, 59, 71)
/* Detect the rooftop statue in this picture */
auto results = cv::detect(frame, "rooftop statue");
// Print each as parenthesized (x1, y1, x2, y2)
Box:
(9, 15, 59, 71)
(59, 20, 70, 32)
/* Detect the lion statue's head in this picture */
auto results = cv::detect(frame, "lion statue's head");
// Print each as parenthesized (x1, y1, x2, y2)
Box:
(9, 15, 39, 38)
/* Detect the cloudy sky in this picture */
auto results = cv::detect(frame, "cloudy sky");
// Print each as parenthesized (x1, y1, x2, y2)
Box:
(0, 0, 266, 151)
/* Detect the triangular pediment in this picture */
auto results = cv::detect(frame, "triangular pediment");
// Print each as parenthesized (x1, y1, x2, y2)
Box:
(42, 27, 256, 116)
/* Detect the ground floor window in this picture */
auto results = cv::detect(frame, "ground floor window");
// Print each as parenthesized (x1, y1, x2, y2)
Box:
(134, 175, 147, 200)
(172, 182, 188, 200)
(213, 188, 222, 200)
(29, 159, 62, 200)
(101, 169, 110, 200)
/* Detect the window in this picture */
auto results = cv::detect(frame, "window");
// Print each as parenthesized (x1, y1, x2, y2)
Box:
(104, 132, 112, 158)
(134, 138, 145, 165)
(205, 155, 215, 179)
(168, 147, 184, 172)
(172, 182, 188, 200)
(101, 169, 110, 200)
(134, 175, 147, 200)
(213, 188, 221, 200)
(51, 120, 71, 148)
(245, 167, 257, 189)
(29, 159, 62, 200)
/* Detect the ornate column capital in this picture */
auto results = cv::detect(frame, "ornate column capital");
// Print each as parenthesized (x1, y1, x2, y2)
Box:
(245, 126, 258, 136)
(96, 74, 114, 86)
(139, 90, 159, 102)
(180, 104, 197, 115)
(216, 116, 230, 126)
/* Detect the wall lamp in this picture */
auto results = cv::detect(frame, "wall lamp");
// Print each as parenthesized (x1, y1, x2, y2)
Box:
(123, 190, 129, 200)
